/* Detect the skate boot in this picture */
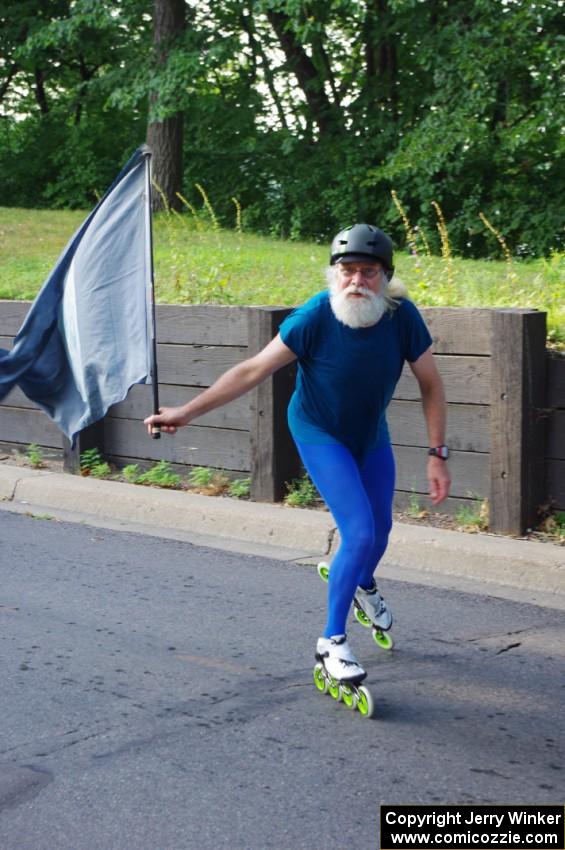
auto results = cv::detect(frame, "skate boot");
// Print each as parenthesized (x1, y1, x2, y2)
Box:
(313, 636, 374, 718)
(354, 580, 394, 651)
(317, 563, 394, 651)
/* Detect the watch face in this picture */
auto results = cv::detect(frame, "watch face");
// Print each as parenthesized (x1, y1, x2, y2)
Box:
(430, 446, 449, 459)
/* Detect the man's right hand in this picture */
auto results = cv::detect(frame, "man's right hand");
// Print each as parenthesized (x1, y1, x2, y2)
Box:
(144, 406, 190, 436)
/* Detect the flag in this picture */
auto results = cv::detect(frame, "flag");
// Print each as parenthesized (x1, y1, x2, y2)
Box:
(0, 146, 155, 447)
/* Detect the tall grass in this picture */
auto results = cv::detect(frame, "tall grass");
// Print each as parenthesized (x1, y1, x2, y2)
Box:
(0, 197, 563, 346)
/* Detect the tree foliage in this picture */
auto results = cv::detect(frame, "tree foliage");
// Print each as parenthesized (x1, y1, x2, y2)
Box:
(1, 0, 563, 256)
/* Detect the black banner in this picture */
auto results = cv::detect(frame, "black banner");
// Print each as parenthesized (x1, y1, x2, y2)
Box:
(380, 805, 564, 850)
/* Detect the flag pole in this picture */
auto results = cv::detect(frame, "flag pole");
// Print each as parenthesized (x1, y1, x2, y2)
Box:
(142, 145, 161, 439)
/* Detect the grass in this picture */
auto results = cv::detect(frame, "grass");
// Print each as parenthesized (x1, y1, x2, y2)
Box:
(0, 206, 563, 345)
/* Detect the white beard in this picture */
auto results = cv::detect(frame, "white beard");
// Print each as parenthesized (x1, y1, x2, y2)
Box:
(328, 280, 388, 328)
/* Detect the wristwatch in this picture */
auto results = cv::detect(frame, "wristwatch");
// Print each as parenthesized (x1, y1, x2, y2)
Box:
(428, 445, 449, 460)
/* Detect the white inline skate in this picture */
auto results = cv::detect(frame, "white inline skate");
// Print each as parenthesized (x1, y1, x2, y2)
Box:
(313, 635, 375, 718)
(317, 562, 394, 651)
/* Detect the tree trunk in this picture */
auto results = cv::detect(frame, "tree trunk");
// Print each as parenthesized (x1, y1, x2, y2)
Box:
(34, 67, 49, 115)
(266, 9, 335, 137)
(364, 0, 398, 118)
(147, 0, 185, 212)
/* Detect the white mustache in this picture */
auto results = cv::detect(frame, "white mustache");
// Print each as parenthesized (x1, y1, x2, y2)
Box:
(344, 285, 372, 296)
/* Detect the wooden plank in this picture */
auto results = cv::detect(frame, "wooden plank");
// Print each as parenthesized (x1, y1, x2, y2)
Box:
(547, 356, 565, 409)
(0, 301, 30, 335)
(1, 344, 491, 402)
(108, 384, 250, 431)
(523, 313, 548, 527)
(0, 440, 62, 462)
(0, 387, 38, 410)
(546, 459, 565, 510)
(394, 355, 491, 404)
(419, 308, 492, 355)
(104, 417, 250, 472)
(155, 343, 247, 386)
(155, 304, 249, 346)
(0, 335, 14, 351)
(388, 400, 490, 452)
(248, 307, 301, 501)
(393, 445, 489, 499)
(489, 310, 547, 534)
(489, 311, 526, 534)
(1, 377, 251, 429)
(0, 301, 250, 345)
(0, 407, 61, 447)
(547, 409, 565, 460)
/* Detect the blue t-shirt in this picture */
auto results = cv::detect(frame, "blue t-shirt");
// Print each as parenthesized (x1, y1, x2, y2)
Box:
(279, 292, 432, 461)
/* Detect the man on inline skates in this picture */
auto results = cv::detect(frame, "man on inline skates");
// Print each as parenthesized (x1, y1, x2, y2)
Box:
(145, 223, 450, 695)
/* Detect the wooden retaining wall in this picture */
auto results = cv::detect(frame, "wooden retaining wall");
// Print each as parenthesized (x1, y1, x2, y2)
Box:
(0, 301, 301, 502)
(389, 308, 490, 517)
(389, 307, 549, 533)
(1, 300, 561, 532)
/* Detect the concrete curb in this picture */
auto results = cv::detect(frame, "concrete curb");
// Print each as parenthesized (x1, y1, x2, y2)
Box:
(2, 464, 564, 600)
(381, 523, 565, 597)
(1, 465, 335, 555)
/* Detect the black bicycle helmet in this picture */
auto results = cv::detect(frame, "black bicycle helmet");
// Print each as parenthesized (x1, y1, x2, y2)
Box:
(330, 224, 394, 280)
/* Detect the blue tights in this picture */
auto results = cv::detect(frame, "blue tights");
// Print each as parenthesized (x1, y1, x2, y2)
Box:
(295, 441, 396, 639)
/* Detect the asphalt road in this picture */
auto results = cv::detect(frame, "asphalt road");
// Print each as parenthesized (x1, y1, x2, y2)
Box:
(1, 511, 564, 850)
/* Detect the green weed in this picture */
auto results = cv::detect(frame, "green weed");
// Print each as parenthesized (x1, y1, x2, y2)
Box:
(26, 443, 44, 469)
(188, 466, 214, 487)
(90, 461, 111, 478)
(406, 490, 428, 519)
(455, 499, 489, 531)
(79, 447, 107, 477)
(122, 464, 142, 483)
(136, 460, 181, 489)
(555, 511, 565, 529)
(284, 473, 319, 508)
(188, 466, 230, 494)
(228, 477, 251, 499)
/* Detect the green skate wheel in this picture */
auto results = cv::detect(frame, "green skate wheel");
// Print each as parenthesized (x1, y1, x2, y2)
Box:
(313, 663, 328, 694)
(341, 684, 356, 709)
(373, 628, 394, 650)
(328, 678, 341, 700)
(317, 562, 330, 583)
(354, 607, 372, 628)
(356, 685, 375, 718)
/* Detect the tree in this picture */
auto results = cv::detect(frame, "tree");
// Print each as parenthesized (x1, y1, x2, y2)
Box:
(146, 0, 186, 211)
(0, 0, 149, 207)
(0, 0, 562, 256)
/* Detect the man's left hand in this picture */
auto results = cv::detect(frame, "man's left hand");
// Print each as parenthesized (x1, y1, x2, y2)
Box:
(427, 456, 451, 506)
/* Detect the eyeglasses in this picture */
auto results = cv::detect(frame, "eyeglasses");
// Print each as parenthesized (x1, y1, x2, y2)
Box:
(337, 265, 381, 279)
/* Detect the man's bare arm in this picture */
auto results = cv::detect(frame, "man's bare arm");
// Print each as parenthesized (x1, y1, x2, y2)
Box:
(409, 347, 451, 505)
(144, 334, 297, 434)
